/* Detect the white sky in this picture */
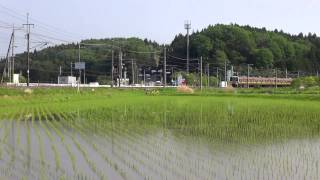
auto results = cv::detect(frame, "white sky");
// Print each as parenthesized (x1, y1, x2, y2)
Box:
(1, 0, 320, 56)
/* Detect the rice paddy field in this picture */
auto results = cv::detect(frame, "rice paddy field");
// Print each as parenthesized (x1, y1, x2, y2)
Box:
(0, 87, 320, 179)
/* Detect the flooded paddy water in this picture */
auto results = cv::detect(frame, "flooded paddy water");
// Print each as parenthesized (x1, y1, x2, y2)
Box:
(0, 95, 319, 180)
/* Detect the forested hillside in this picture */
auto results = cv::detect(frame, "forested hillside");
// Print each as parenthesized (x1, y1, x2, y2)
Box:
(11, 38, 160, 83)
(171, 24, 320, 73)
(3, 24, 320, 83)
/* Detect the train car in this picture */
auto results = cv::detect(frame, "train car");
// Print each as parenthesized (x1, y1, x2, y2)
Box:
(231, 76, 293, 87)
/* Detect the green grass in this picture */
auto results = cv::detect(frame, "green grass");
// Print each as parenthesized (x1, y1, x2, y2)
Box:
(0, 86, 319, 144)
(0, 87, 319, 178)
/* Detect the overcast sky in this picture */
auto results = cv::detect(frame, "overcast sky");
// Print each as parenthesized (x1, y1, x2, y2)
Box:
(1, 0, 320, 56)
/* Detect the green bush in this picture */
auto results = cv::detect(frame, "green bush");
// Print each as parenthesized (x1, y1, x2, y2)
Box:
(292, 76, 320, 88)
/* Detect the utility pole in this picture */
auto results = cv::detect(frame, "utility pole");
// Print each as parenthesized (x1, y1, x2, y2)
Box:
(23, 13, 34, 87)
(275, 69, 278, 89)
(58, 66, 61, 84)
(11, 25, 15, 83)
(84, 66, 86, 84)
(143, 69, 146, 86)
(118, 50, 123, 87)
(247, 64, 249, 88)
(184, 21, 191, 73)
(163, 47, 167, 87)
(216, 67, 219, 87)
(70, 62, 73, 76)
(135, 64, 139, 84)
(171, 67, 174, 86)
(1, 32, 14, 84)
(124, 67, 127, 86)
(78, 43, 81, 84)
(200, 57, 203, 91)
(207, 63, 209, 88)
(247, 64, 253, 89)
(111, 50, 114, 87)
(224, 60, 227, 87)
(131, 59, 134, 85)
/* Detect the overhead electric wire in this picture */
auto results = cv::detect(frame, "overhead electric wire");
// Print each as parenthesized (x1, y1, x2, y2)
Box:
(0, 3, 82, 41)
(32, 32, 72, 44)
(167, 54, 199, 61)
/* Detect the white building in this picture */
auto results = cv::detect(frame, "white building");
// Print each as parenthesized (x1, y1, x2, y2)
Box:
(58, 76, 77, 84)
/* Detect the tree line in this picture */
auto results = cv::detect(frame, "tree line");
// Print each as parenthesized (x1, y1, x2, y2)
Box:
(2, 24, 320, 83)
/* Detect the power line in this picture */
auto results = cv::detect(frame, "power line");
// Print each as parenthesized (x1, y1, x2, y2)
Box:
(167, 54, 198, 61)
(31, 32, 72, 43)
(0, 3, 82, 40)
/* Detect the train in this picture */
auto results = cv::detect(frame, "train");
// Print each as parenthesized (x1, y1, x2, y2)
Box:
(230, 76, 293, 87)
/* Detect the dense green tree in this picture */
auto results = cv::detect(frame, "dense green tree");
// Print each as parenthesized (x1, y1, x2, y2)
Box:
(253, 48, 274, 68)
(215, 50, 229, 66)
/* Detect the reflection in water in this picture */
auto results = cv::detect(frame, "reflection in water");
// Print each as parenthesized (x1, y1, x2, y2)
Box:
(0, 108, 318, 180)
